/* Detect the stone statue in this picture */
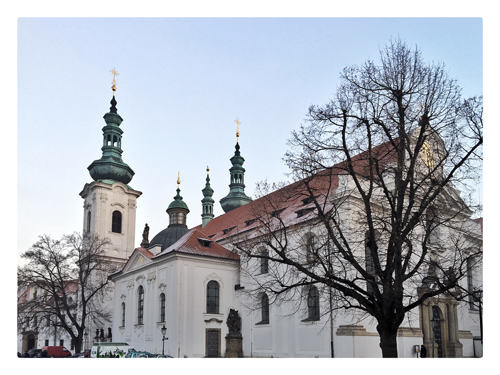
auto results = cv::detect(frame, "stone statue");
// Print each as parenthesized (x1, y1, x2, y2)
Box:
(226, 309, 241, 337)
(140, 223, 150, 247)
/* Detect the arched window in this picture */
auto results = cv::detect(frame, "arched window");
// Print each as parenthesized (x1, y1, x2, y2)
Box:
(307, 286, 320, 321)
(121, 302, 126, 327)
(86, 211, 91, 233)
(260, 293, 269, 324)
(260, 248, 269, 274)
(206, 281, 219, 314)
(112, 211, 122, 233)
(160, 293, 166, 322)
(137, 286, 144, 325)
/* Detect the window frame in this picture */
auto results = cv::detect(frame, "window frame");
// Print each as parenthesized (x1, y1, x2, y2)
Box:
(121, 302, 126, 327)
(137, 286, 144, 325)
(307, 286, 320, 321)
(159, 293, 166, 322)
(206, 281, 220, 314)
(112, 210, 122, 233)
(256, 293, 269, 325)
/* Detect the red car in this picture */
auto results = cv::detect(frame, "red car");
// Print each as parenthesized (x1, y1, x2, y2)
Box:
(39, 346, 72, 358)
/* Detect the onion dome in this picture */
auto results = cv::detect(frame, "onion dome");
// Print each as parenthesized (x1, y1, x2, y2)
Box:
(149, 172, 190, 250)
(87, 74, 135, 185)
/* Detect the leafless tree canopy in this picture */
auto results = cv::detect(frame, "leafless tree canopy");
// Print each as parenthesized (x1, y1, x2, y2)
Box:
(17, 233, 120, 354)
(235, 40, 482, 357)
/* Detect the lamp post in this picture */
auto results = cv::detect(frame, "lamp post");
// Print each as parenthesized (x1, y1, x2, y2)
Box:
(83, 331, 88, 351)
(161, 325, 168, 355)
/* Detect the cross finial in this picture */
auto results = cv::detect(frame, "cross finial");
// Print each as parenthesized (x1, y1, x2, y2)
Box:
(110, 68, 119, 95)
(206, 166, 210, 174)
(235, 118, 240, 142)
(177, 171, 181, 188)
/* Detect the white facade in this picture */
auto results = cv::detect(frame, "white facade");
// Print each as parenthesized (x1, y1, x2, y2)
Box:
(110, 230, 240, 357)
(80, 180, 142, 261)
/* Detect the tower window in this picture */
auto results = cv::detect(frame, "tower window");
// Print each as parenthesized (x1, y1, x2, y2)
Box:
(86, 211, 91, 233)
(112, 211, 122, 233)
(170, 212, 186, 225)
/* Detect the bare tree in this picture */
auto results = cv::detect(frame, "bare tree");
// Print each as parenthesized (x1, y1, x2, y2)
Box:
(17, 233, 120, 354)
(234, 40, 482, 357)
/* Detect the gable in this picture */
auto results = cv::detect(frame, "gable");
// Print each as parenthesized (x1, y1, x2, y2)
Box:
(121, 248, 154, 273)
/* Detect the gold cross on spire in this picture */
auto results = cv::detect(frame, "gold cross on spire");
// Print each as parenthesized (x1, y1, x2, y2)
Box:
(110, 68, 119, 95)
(235, 118, 240, 142)
(206, 166, 210, 174)
(177, 171, 181, 188)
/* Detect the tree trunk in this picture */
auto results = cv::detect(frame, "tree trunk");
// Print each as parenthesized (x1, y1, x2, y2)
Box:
(377, 323, 399, 358)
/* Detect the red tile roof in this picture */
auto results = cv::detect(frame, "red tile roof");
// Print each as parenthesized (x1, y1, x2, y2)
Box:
(197, 140, 398, 242)
(136, 246, 155, 259)
(153, 228, 239, 261)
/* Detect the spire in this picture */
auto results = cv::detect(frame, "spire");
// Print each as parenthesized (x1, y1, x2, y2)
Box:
(148, 175, 190, 251)
(202, 166, 215, 228)
(220, 120, 252, 213)
(87, 69, 135, 185)
(167, 171, 190, 214)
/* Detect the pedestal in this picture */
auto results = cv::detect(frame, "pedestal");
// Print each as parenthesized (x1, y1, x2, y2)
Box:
(225, 335, 243, 358)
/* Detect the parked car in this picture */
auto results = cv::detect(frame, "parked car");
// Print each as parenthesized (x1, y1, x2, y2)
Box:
(22, 349, 42, 358)
(38, 346, 72, 358)
(70, 350, 91, 358)
(125, 351, 152, 358)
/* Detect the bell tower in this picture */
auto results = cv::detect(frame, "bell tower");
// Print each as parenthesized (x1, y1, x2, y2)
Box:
(79, 70, 142, 262)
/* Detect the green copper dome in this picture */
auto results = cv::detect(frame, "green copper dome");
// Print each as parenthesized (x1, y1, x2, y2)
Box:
(87, 96, 135, 185)
(149, 184, 190, 251)
(168, 188, 190, 212)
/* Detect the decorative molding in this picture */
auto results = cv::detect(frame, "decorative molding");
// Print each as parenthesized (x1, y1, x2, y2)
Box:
(128, 199, 137, 209)
(459, 330, 474, 339)
(120, 293, 127, 301)
(147, 272, 156, 285)
(204, 272, 224, 289)
(126, 280, 135, 290)
(397, 326, 423, 337)
(135, 275, 145, 284)
(134, 324, 144, 337)
(336, 325, 379, 337)
(158, 282, 167, 292)
(111, 202, 125, 209)
(99, 193, 108, 203)
(204, 317, 224, 324)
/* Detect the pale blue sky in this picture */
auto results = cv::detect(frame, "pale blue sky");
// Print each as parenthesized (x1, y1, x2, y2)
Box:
(15, 17, 484, 259)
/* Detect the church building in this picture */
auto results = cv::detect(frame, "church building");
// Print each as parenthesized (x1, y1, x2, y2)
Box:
(103, 86, 482, 358)
(20, 76, 480, 358)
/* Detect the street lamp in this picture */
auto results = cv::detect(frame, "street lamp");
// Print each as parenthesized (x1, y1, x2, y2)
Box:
(160, 325, 168, 355)
(83, 331, 88, 351)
